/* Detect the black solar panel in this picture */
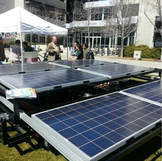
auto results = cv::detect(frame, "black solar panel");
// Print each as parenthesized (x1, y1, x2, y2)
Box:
(79, 63, 154, 78)
(34, 92, 161, 161)
(124, 80, 162, 104)
(0, 69, 105, 91)
(54, 59, 108, 68)
(0, 62, 64, 75)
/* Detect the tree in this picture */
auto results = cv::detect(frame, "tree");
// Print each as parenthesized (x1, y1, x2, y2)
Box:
(106, 0, 138, 57)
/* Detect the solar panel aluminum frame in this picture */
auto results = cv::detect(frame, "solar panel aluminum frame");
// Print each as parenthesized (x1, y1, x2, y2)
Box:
(0, 96, 14, 112)
(50, 60, 106, 69)
(28, 92, 161, 161)
(0, 71, 107, 93)
(77, 65, 155, 80)
(48, 62, 71, 69)
(120, 80, 162, 106)
(23, 112, 161, 161)
(0, 62, 65, 76)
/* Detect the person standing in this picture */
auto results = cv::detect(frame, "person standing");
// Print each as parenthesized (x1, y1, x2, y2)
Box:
(0, 37, 6, 61)
(82, 43, 94, 59)
(71, 43, 83, 60)
(46, 36, 61, 61)
(82, 43, 89, 59)
(9, 40, 21, 62)
(23, 41, 34, 52)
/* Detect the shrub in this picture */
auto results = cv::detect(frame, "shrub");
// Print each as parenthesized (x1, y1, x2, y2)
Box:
(124, 45, 161, 59)
(4, 40, 15, 48)
(149, 48, 161, 59)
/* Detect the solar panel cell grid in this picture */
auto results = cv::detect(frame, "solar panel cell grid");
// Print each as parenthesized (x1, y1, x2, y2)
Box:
(0, 69, 103, 90)
(79, 63, 152, 78)
(124, 81, 162, 104)
(54, 59, 106, 68)
(35, 93, 161, 159)
(0, 62, 64, 75)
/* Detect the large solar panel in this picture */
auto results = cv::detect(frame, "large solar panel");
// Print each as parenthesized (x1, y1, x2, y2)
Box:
(122, 80, 162, 104)
(33, 92, 161, 161)
(52, 59, 108, 68)
(0, 69, 105, 92)
(78, 63, 154, 78)
(0, 62, 64, 75)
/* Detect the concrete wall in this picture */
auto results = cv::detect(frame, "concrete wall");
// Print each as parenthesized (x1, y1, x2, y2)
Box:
(135, 0, 157, 48)
(0, 0, 15, 13)
(14, 0, 24, 7)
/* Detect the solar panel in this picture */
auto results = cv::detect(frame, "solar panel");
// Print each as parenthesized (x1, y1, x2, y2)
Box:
(78, 63, 154, 78)
(0, 62, 64, 76)
(122, 80, 162, 104)
(0, 69, 105, 92)
(33, 92, 161, 161)
(53, 59, 108, 68)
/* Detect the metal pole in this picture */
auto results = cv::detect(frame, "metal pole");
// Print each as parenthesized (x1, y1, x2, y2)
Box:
(19, 8, 24, 73)
(67, 31, 69, 60)
(88, 8, 90, 48)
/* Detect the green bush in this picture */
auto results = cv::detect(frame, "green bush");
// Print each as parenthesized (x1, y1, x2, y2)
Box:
(124, 45, 161, 59)
(3, 40, 15, 48)
(149, 48, 161, 59)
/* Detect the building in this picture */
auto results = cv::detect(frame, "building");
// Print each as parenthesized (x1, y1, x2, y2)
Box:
(66, 0, 161, 52)
(0, 0, 66, 43)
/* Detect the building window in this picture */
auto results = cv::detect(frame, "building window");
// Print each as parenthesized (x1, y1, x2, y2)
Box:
(104, 7, 113, 19)
(91, 8, 103, 20)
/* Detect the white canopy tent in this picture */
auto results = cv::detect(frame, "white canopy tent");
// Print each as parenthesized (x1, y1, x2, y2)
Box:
(0, 7, 67, 35)
(0, 7, 68, 71)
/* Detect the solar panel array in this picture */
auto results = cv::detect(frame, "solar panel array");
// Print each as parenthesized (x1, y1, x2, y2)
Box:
(54, 59, 106, 68)
(0, 60, 155, 92)
(124, 80, 162, 104)
(0, 69, 104, 91)
(79, 63, 153, 79)
(34, 90, 161, 161)
(0, 62, 64, 75)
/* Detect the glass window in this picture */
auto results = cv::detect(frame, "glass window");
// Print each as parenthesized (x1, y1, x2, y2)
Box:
(91, 8, 103, 20)
(104, 7, 113, 19)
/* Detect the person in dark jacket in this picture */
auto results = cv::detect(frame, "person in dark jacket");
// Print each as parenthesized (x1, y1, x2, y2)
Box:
(23, 41, 34, 52)
(0, 37, 6, 61)
(74, 43, 83, 60)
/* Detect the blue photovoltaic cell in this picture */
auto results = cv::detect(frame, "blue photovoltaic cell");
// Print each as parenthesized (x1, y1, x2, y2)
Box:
(0, 69, 103, 90)
(124, 80, 162, 104)
(80, 63, 153, 78)
(0, 69, 102, 89)
(54, 59, 108, 68)
(0, 62, 64, 75)
(35, 93, 161, 158)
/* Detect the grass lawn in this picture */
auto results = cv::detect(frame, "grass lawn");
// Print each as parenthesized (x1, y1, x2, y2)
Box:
(0, 132, 161, 161)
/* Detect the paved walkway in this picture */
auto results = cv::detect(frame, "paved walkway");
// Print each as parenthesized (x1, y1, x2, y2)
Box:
(95, 56, 162, 69)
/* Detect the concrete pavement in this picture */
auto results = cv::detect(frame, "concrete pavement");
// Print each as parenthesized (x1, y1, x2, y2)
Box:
(95, 56, 162, 69)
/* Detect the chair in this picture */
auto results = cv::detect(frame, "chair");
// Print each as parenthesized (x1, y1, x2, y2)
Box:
(23, 52, 38, 63)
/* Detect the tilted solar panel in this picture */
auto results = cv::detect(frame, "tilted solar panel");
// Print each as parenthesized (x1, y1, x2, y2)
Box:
(33, 92, 161, 161)
(0, 62, 64, 75)
(78, 63, 154, 78)
(0, 69, 105, 92)
(53, 59, 108, 68)
(123, 80, 162, 104)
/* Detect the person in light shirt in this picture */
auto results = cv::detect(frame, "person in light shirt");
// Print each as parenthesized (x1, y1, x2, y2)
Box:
(46, 36, 61, 61)
(9, 40, 21, 63)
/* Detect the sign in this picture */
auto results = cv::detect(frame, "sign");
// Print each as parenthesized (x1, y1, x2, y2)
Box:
(6, 88, 37, 99)
(134, 50, 141, 60)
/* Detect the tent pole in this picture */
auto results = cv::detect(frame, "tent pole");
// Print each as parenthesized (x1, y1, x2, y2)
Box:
(20, 32, 24, 72)
(66, 31, 69, 60)
(19, 8, 24, 73)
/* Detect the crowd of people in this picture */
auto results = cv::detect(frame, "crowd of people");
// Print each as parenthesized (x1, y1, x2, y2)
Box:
(70, 41, 94, 60)
(0, 35, 94, 63)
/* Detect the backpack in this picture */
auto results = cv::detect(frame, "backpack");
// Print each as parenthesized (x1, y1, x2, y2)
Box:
(86, 50, 95, 59)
